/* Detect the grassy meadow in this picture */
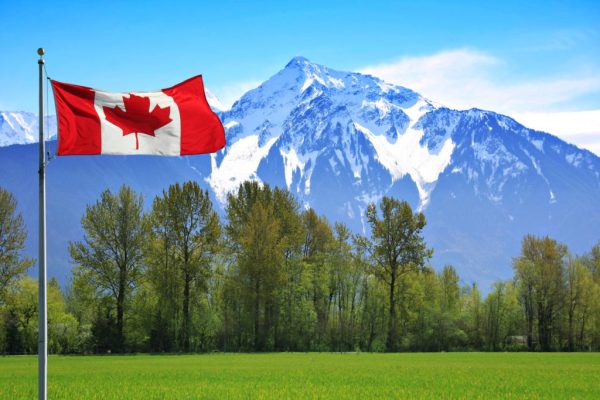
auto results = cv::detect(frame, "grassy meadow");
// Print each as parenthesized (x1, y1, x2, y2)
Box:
(1, 352, 599, 399)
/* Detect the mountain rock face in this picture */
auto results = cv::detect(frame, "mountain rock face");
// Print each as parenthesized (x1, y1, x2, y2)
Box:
(1, 57, 599, 288)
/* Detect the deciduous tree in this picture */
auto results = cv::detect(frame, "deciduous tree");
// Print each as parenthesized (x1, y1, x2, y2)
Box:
(0, 188, 33, 301)
(365, 197, 432, 351)
(514, 235, 567, 351)
(70, 185, 146, 351)
(148, 182, 220, 352)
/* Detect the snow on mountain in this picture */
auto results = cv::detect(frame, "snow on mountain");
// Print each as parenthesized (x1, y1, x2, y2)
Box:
(209, 57, 599, 212)
(0, 112, 56, 146)
(205, 89, 227, 112)
(209, 56, 454, 209)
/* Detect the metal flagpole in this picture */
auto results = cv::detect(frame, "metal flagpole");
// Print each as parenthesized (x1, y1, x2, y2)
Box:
(37, 47, 47, 400)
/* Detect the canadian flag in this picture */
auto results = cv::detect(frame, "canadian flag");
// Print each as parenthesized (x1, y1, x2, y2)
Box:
(51, 76, 225, 156)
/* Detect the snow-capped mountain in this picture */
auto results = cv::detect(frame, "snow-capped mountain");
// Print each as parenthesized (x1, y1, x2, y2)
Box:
(210, 57, 452, 211)
(0, 111, 56, 146)
(1, 57, 599, 288)
(208, 56, 600, 283)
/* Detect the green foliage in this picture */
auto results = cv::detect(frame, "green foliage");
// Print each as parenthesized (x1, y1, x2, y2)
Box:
(69, 185, 146, 352)
(4, 181, 600, 354)
(1, 277, 38, 353)
(0, 187, 34, 302)
(47, 278, 80, 354)
(146, 181, 220, 352)
(514, 235, 568, 350)
(223, 182, 300, 351)
(365, 197, 432, 351)
(1, 277, 79, 354)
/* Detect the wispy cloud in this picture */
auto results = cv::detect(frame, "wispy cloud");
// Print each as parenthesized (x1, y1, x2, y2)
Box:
(521, 28, 599, 52)
(360, 49, 600, 155)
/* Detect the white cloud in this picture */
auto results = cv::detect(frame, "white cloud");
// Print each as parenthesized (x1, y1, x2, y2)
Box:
(362, 49, 498, 108)
(360, 49, 600, 156)
(511, 110, 600, 156)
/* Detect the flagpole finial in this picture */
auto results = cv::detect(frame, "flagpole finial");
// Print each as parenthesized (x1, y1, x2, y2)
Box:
(37, 48, 45, 57)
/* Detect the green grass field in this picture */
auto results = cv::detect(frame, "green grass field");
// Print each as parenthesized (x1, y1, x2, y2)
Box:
(1, 353, 599, 399)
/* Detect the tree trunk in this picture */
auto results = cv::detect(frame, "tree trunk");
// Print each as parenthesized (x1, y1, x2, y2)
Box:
(525, 287, 534, 350)
(254, 277, 261, 351)
(116, 267, 126, 352)
(568, 305, 575, 352)
(386, 267, 397, 352)
(538, 304, 553, 351)
(579, 311, 587, 350)
(288, 278, 293, 351)
(182, 269, 191, 352)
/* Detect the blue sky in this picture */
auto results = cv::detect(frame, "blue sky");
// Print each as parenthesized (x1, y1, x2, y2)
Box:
(1, 0, 599, 153)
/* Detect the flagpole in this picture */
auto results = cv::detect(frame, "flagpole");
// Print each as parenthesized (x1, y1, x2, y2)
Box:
(37, 47, 47, 400)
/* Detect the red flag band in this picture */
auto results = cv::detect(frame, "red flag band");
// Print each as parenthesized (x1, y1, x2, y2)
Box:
(51, 76, 226, 156)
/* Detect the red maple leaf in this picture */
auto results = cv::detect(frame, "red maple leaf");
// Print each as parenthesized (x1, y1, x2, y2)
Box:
(103, 94, 172, 150)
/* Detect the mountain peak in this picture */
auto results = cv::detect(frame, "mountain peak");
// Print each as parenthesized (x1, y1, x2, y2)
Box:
(282, 56, 334, 83)
(285, 56, 312, 68)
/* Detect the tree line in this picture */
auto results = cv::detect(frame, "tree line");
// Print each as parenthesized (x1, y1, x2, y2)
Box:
(1, 183, 599, 354)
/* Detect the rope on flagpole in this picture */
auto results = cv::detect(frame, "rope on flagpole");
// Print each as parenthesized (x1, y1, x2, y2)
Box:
(42, 64, 55, 161)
